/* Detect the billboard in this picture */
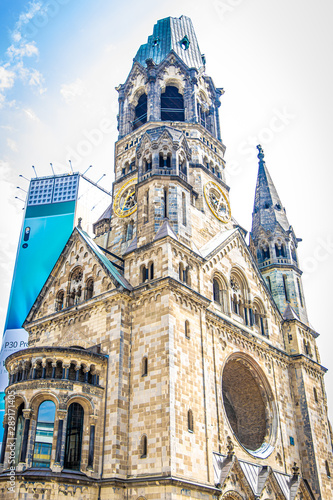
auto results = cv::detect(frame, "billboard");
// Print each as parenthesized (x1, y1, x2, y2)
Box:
(0, 173, 110, 443)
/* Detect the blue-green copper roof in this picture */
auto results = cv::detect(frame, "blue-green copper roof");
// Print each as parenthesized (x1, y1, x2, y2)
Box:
(77, 227, 132, 290)
(134, 16, 204, 69)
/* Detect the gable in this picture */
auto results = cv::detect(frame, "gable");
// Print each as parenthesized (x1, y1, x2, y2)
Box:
(202, 229, 280, 315)
(25, 227, 131, 324)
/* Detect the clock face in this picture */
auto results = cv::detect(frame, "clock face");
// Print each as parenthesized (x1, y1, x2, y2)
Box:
(204, 181, 231, 223)
(113, 178, 137, 218)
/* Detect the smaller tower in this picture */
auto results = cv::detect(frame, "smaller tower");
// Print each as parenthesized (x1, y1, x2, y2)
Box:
(250, 145, 308, 324)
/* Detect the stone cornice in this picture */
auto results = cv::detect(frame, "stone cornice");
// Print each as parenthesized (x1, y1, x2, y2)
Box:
(24, 288, 130, 332)
(131, 277, 210, 310)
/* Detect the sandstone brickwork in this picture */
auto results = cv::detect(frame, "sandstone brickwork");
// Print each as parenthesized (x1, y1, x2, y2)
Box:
(0, 15, 331, 500)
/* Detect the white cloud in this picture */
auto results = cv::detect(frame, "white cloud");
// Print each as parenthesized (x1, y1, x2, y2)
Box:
(23, 108, 40, 122)
(0, 2, 47, 106)
(60, 79, 86, 103)
(0, 67, 15, 91)
(16, 63, 46, 94)
(6, 139, 18, 152)
(11, 1, 44, 42)
(7, 41, 39, 60)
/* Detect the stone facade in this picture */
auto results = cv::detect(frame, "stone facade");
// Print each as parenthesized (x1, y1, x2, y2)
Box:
(0, 15, 332, 500)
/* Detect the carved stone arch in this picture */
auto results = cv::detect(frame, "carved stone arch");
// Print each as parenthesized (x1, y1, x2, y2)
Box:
(230, 266, 249, 294)
(160, 76, 185, 95)
(213, 271, 228, 289)
(7, 393, 27, 412)
(29, 391, 60, 415)
(61, 335, 91, 350)
(130, 85, 148, 107)
(221, 491, 244, 500)
(65, 394, 95, 416)
(197, 88, 210, 106)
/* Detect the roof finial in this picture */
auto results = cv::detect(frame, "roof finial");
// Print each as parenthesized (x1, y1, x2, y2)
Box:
(292, 462, 300, 477)
(78, 217, 82, 229)
(257, 144, 265, 165)
(226, 436, 235, 459)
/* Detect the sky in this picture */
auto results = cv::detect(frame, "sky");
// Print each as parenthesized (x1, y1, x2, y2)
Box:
(0, 0, 332, 417)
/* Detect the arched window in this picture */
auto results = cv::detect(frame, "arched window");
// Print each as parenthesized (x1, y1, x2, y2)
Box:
(275, 243, 286, 258)
(182, 192, 186, 226)
(282, 274, 290, 302)
(266, 276, 272, 293)
(141, 265, 148, 283)
(185, 320, 190, 339)
(125, 220, 134, 241)
(133, 93, 147, 130)
(45, 361, 53, 378)
(142, 356, 148, 376)
(144, 158, 152, 172)
(159, 153, 171, 169)
(144, 190, 149, 224)
(213, 277, 228, 314)
(149, 262, 154, 280)
(163, 188, 168, 218)
(213, 279, 221, 304)
(262, 246, 270, 260)
(161, 85, 184, 121)
(314, 387, 318, 403)
(32, 400, 56, 467)
(140, 435, 147, 458)
(68, 267, 83, 307)
(179, 263, 189, 285)
(297, 278, 304, 307)
(253, 299, 267, 336)
(68, 363, 76, 381)
(55, 290, 64, 311)
(64, 402, 84, 470)
(187, 409, 194, 432)
(86, 279, 94, 300)
(304, 339, 312, 357)
(55, 361, 63, 379)
(230, 271, 248, 323)
(326, 460, 331, 478)
(15, 404, 24, 465)
(291, 244, 298, 264)
(180, 158, 187, 175)
(34, 361, 43, 379)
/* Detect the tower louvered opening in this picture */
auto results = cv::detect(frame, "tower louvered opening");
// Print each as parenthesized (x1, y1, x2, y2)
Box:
(161, 86, 185, 121)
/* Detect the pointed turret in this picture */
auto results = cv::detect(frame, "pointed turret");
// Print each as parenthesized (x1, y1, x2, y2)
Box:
(250, 145, 308, 324)
(252, 145, 290, 235)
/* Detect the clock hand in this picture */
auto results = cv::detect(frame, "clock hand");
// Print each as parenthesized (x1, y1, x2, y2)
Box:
(120, 189, 135, 214)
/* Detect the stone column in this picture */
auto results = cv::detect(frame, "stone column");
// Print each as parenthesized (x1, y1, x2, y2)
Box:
(63, 363, 70, 380)
(75, 365, 80, 382)
(53, 409, 67, 471)
(146, 58, 158, 121)
(41, 360, 46, 379)
(19, 409, 32, 465)
(87, 425, 95, 470)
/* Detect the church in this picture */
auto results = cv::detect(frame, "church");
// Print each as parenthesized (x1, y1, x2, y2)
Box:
(0, 15, 332, 500)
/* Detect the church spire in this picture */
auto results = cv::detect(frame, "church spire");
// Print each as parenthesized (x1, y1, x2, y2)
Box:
(251, 144, 290, 238)
(250, 146, 308, 324)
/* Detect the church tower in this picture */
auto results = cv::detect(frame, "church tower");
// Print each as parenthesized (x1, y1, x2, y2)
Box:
(0, 16, 332, 500)
(250, 145, 308, 324)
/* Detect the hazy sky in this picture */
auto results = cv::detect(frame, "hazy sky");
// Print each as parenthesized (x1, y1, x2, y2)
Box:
(0, 0, 332, 417)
